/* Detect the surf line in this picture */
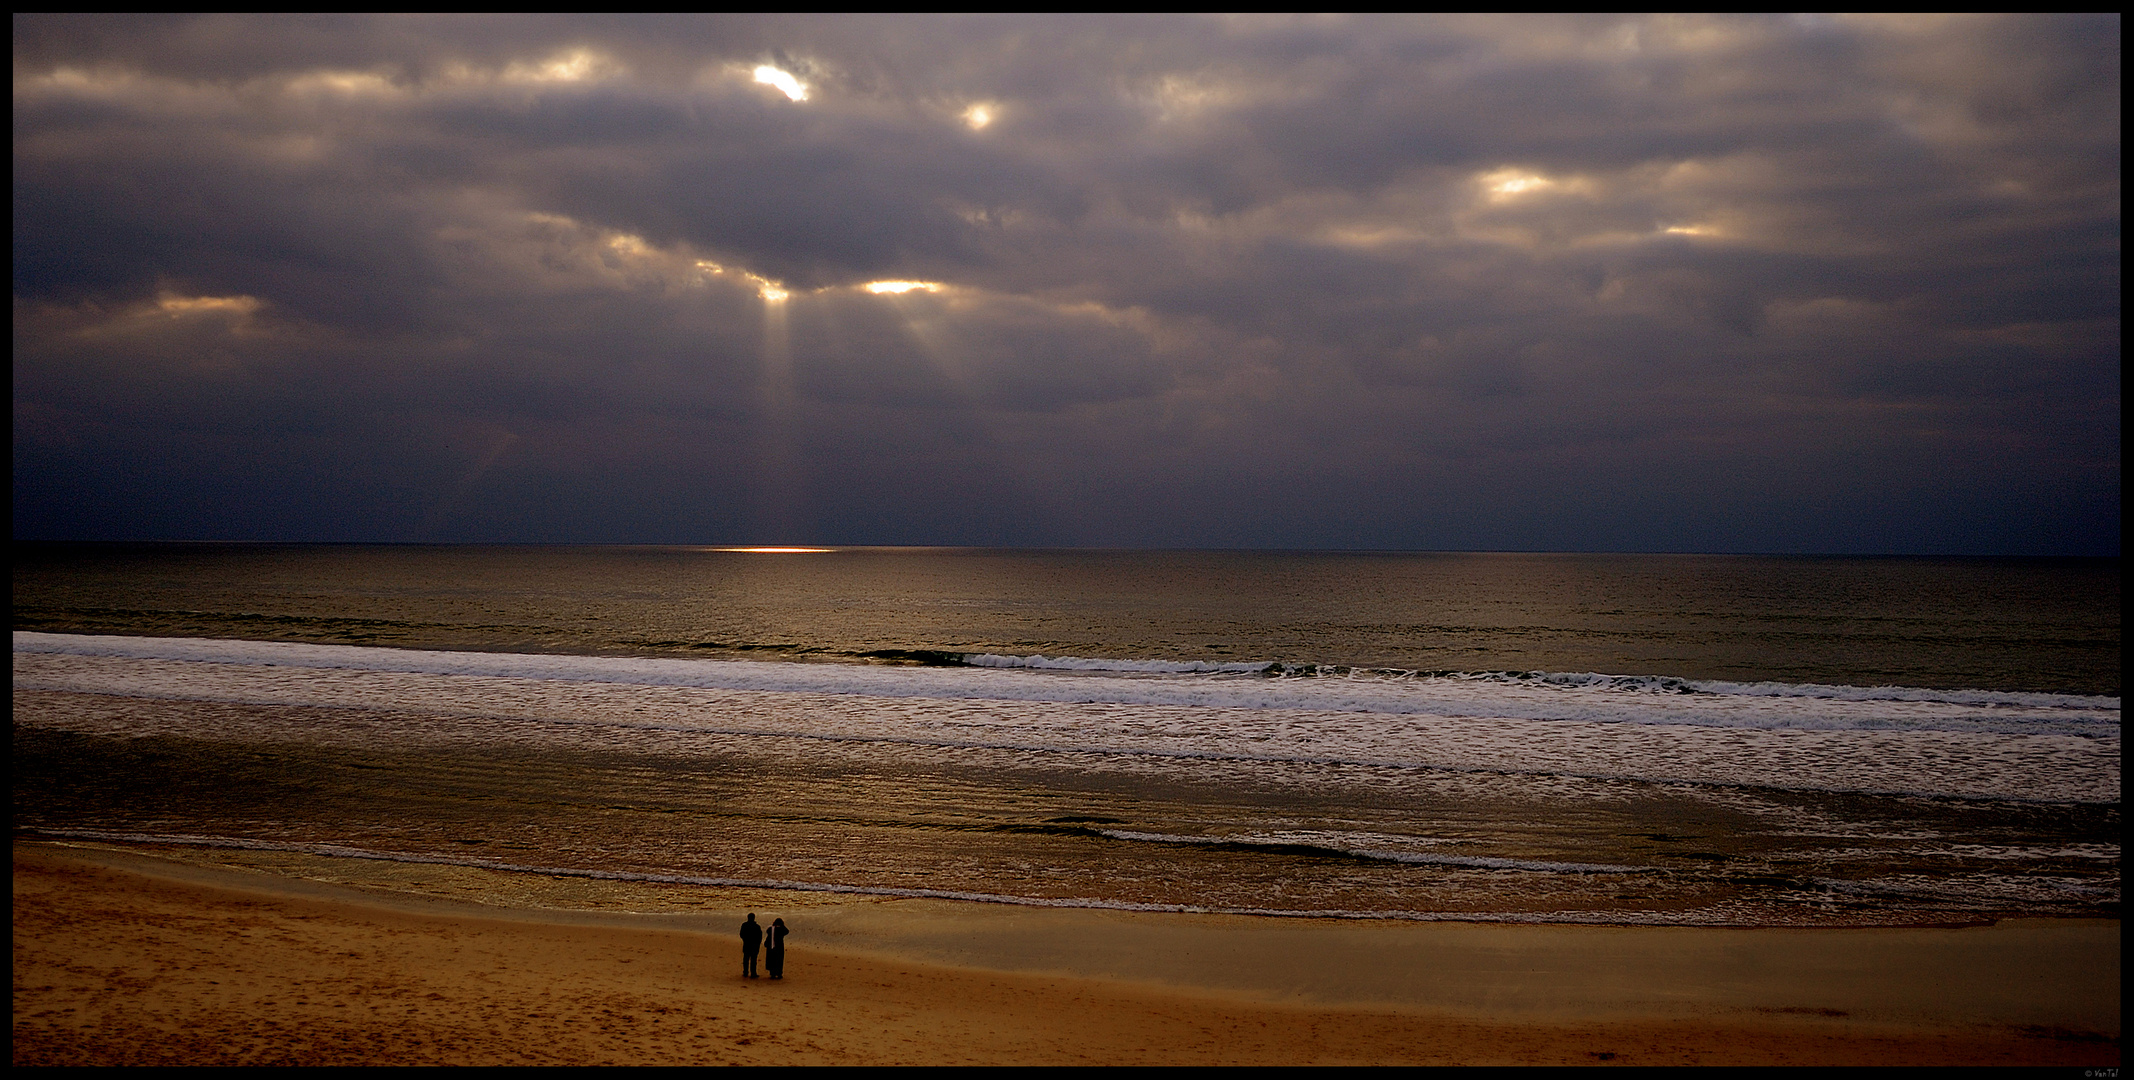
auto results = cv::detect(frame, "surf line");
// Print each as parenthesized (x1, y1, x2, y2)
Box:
(25, 826, 1681, 924)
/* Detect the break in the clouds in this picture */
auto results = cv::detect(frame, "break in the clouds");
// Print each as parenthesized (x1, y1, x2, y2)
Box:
(13, 14, 2120, 552)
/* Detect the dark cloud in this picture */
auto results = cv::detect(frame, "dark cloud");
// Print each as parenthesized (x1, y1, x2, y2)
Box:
(12, 14, 2120, 552)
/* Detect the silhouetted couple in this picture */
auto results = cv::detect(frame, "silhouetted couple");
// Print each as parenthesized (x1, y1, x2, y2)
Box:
(740, 913, 788, 979)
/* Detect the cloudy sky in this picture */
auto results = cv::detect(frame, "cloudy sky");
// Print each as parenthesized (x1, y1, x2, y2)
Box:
(13, 15, 2120, 553)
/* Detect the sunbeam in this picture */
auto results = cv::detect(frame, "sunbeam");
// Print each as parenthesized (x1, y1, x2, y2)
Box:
(752, 288, 804, 544)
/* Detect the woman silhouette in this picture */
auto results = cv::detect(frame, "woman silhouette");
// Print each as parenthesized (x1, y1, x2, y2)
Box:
(766, 918, 790, 979)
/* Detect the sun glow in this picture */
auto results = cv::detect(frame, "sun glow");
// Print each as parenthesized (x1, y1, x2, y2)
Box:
(157, 294, 262, 316)
(694, 261, 944, 303)
(1484, 171, 1555, 198)
(503, 48, 616, 84)
(288, 70, 397, 97)
(963, 104, 993, 129)
(753, 65, 808, 101)
(537, 51, 597, 82)
(697, 259, 790, 302)
(715, 546, 832, 553)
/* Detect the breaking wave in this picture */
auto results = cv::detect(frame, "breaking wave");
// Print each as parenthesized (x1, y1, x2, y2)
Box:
(15, 632, 2117, 739)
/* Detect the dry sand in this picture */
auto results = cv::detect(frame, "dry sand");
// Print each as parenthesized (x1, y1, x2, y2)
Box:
(12, 840, 2119, 1066)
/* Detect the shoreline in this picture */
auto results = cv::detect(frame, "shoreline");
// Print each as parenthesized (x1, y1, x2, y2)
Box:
(13, 840, 2120, 1065)
(16, 826, 2047, 929)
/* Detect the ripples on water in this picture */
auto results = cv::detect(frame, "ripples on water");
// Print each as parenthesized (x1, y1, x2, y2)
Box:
(11, 547, 2120, 926)
(14, 546, 2122, 694)
(14, 630, 2120, 926)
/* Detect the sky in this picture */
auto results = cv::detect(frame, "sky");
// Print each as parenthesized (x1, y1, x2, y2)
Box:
(12, 14, 2121, 553)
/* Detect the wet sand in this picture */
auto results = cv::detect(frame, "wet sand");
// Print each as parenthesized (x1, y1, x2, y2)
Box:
(12, 841, 2119, 1066)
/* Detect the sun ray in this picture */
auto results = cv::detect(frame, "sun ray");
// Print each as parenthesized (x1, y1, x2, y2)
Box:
(752, 291, 803, 543)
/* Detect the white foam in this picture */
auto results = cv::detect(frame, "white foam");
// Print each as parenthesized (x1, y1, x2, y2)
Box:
(963, 652, 1272, 674)
(13, 633, 2122, 803)
(1090, 829, 1644, 873)
(13, 632, 2118, 737)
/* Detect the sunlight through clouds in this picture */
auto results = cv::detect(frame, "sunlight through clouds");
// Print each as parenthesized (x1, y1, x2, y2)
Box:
(1479, 169, 1577, 201)
(504, 48, 619, 84)
(155, 294, 263, 317)
(695, 259, 790, 302)
(752, 64, 808, 101)
(10, 14, 2118, 553)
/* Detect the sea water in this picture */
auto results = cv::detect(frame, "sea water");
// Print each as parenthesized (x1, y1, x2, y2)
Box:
(12, 545, 2120, 925)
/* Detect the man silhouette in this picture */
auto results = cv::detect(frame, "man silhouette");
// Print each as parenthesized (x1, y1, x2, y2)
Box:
(740, 912, 763, 978)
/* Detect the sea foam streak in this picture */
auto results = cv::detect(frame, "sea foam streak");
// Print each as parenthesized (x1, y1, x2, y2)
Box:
(14, 827, 1656, 923)
(14, 633, 2116, 734)
(13, 633, 2120, 802)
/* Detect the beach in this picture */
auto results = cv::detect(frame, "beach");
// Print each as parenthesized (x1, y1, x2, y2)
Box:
(14, 6, 2123, 1063)
(12, 841, 2119, 1066)
(13, 552, 2120, 1064)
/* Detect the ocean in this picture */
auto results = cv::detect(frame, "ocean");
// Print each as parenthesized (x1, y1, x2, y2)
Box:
(12, 544, 2121, 926)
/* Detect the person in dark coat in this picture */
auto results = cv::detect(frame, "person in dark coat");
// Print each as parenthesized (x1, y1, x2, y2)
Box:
(740, 912, 763, 978)
(765, 917, 789, 979)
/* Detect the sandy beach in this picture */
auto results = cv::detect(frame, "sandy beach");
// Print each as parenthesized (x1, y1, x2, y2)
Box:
(11, 840, 2118, 1066)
